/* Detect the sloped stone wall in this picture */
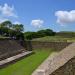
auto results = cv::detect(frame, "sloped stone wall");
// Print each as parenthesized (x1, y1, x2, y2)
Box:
(31, 41, 72, 51)
(32, 43, 75, 75)
(0, 39, 26, 60)
(50, 56, 75, 75)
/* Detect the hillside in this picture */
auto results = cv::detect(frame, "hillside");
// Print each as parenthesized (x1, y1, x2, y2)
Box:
(32, 36, 75, 42)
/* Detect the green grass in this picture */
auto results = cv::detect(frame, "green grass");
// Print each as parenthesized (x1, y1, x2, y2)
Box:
(32, 36, 75, 42)
(0, 49, 53, 75)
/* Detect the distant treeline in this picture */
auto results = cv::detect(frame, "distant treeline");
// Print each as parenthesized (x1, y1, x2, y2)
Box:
(24, 29, 56, 40)
(24, 31, 75, 40)
(0, 20, 75, 40)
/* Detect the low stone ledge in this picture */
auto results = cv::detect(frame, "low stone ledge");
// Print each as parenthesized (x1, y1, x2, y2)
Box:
(0, 51, 32, 67)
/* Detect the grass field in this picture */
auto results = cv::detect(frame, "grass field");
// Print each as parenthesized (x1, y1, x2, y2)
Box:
(0, 49, 53, 75)
(32, 36, 75, 42)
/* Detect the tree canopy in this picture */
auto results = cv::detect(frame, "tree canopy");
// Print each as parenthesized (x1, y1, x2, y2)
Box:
(0, 20, 24, 40)
(24, 29, 56, 40)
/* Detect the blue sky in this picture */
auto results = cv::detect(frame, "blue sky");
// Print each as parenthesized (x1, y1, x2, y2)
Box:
(0, 0, 75, 32)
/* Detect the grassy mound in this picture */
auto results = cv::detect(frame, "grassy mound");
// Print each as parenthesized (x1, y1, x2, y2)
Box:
(32, 36, 75, 42)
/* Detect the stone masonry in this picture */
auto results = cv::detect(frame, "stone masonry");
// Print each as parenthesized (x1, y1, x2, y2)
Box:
(31, 41, 72, 51)
(50, 56, 75, 75)
(32, 43, 75, 75)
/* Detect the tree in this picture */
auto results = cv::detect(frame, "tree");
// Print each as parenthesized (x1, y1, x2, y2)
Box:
(12, 24, 24, 40)
(44, 29, 55, 36)
(37, 29, 55, 36)
(24, 32, 35, 40)
(0, 21, 12, 36)
(0, 21, 24, 39)
(24, 29, 56, 40)
(13, 24, 24, 32)
(1, 21, 12, 28)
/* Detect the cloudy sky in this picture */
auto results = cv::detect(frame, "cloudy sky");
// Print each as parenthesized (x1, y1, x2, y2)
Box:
(0, 0, 75, 32)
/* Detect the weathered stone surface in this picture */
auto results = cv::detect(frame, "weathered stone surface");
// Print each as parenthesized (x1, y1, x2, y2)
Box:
(51, 56, 75, 75)
(0, 51, 33, 68)
(31, 41, 72, 51)
(0, 39, 26, 60)
(32, 43, 75, 75)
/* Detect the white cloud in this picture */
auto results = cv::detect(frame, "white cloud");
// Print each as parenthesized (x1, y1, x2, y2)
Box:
(55, 10, 75, 25)
(14, 21, 21, 24)
(0, 3, 17, 17)
(31, 19, 44, 28)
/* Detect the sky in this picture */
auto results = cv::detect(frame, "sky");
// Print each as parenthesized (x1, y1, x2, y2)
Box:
(0, 0, 75, 32)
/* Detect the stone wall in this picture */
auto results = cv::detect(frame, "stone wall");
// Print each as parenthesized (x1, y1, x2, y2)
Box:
(0, 39, 26, 60)
(31, 41, 72, 51)
(51, 56, 75, 75)
(32, 43, 75, 75)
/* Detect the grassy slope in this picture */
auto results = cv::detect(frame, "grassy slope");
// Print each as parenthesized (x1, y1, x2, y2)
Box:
(32, 36, 75, 42)
(0, 49, 53, 75)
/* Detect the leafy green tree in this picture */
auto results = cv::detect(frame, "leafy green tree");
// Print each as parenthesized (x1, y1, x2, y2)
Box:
(24, 29, 56, 40)
(1, 21, 12, 28)
(0, 21, 12, 36)
(0, 21, 24, 39)
(24, 32, 35, 40)
(13, 24, 24, 32)
(37, 29, 55, 36)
